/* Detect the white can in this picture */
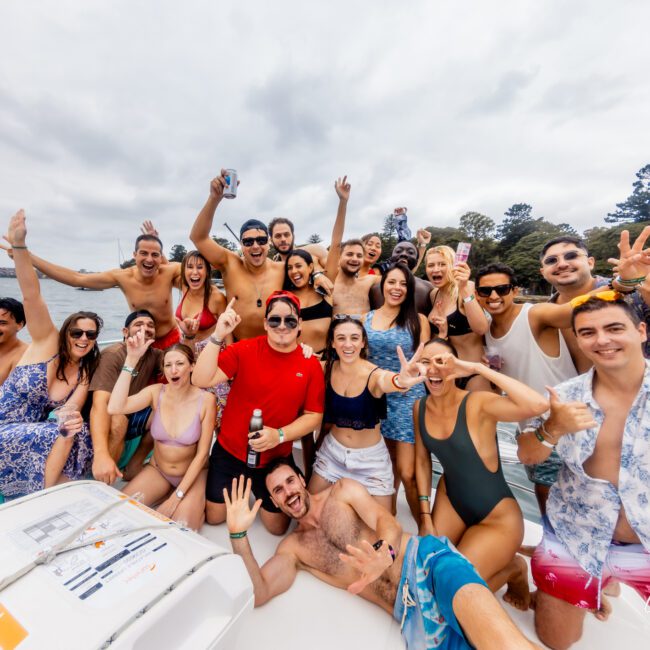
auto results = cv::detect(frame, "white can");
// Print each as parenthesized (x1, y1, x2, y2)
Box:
(223, 169, 238, 199)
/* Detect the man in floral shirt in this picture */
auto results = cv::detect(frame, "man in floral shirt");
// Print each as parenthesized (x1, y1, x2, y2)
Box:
(525, 294, 650, 649)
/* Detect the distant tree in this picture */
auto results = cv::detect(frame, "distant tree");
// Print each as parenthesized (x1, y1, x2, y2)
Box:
(169, 244, 187, 263)
(306, 233, 323, 244)
(212, 236, 237, 251)
(378, 214, 398, 262)
(496, 203, 537, 255)
(606, 164, 650, 223)
(459, 212, 496, 241)
(120, 258, 136, 269)
(585, 221, 650, 276)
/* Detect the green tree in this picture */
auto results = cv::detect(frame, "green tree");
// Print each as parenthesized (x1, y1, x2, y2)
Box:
(306, 233, 323, 244)
(212, 236, 237, 251)
(378, 214, 398, 262)
(584, 221, 650, 276)
(169, 244, 187, 262)
(496, 203, 537, 256)
(459, 212, 496, 241)
(606, 164, 650, 223)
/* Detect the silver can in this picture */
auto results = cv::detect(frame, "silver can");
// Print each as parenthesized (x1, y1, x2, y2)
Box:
(223, 168, 238, 199)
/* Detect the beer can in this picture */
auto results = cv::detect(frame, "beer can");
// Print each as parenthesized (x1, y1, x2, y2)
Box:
(223, 169, 238, 199)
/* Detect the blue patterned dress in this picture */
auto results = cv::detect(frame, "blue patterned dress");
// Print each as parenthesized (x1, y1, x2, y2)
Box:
(0, 357, 93, 498)
(365, 311, 425, 444)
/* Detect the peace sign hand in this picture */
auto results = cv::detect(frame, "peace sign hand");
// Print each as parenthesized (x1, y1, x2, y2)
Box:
(608, 226, 650, 280)
(394, 343, 426, 389)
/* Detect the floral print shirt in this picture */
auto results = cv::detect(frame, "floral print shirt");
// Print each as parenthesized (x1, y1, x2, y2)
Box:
(541, 362, 650, 578)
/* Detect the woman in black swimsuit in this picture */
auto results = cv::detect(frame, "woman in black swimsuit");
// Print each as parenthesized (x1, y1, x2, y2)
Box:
(414, 338, 548, 610)
(425, 246, 489, 390)
(309, 316, 425, 510)
(284, 249, 334, 355)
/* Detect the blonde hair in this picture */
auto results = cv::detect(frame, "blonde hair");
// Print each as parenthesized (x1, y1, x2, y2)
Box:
(426, 246, 459, 306)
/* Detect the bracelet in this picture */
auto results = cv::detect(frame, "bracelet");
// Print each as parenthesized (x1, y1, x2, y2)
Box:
(209, 335, 224, 347)
(312, 271, 325, 278)
(417, 243, 427, 248)
(229, 530, 247, 539)
(534, 427, 555, 449)
(121, 365, 139, 377)
(12, 245, 28, 250)
(462, 294, 475, 304)
(418, 495, 430, 502)
(391, 374, 407, 390)
(615, 275, 646, 286)
(183, 334, 196, 340)
(278, 428, 286, 444)
(372, 539, 396, 562)
(419, 512, 432, 517)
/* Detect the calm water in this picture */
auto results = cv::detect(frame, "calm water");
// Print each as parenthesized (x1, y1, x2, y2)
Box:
(0, 277, 540, 521)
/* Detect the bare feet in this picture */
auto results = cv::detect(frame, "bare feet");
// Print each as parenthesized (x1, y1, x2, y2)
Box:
(603, 580, 620, 598)
(502, 555, 531, 611)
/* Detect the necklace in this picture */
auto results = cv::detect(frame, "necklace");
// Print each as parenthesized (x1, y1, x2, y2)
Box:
(252, 281, 263, 308)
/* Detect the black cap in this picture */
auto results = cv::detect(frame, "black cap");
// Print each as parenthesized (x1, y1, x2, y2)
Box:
(240, 219, 269, 239)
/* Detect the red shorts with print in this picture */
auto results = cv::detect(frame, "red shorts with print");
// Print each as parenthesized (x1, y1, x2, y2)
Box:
(152, 327, 181, 350)
(531, 518, 650, 610)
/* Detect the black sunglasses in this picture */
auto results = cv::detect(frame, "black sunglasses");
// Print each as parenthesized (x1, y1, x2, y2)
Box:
(476, 284, 514, 298)
(69, 328, 98, 340)
(541, 250, 585, 266)
(333, 314, 362, 321)
(241, 236, 269, 247)
(267, 315, 299, 329)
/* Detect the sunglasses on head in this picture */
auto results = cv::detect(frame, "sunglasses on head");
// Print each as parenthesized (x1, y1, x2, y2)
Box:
(69, 328, 98, 340)
(267, 315, 299, 329)
(241, 236, 269, 247)
(541, 250, 586, 267)
(570, 290, 622, 309)
(333, 314, 362, 321)
(476, 284, 514, 298)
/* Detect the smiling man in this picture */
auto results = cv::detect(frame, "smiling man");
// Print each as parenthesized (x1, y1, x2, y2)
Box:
(0, 297, 27, 385)
(331, 239, 381, 315)
(524, 295, 650, 649)
(193, 291, 325, 534)
(22, 234, 182, 348)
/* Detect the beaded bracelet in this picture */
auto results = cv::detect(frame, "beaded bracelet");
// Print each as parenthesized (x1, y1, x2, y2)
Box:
(229, 530, 247, 539)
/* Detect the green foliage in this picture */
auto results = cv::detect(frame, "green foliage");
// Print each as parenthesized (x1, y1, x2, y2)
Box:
(169, 244, 187, 262)
(496, 203, 537, 256)
(606, 164, 650, 223)
(306, 233, 323, 244)
(120, 258, 136, 269)
(459, 212, 495, 241)
(378, 214, 398, 262)
(584, 221, 650, 275)
(212, 236, 237, 251)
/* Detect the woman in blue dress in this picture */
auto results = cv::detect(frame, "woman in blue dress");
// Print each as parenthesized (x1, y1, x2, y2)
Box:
(364, 262, 430, 521)
(0, 210, 102, 498)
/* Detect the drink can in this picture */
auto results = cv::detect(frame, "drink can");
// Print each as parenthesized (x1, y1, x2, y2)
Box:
(455, 242, 471, 265)
(223, 169, 238, 199)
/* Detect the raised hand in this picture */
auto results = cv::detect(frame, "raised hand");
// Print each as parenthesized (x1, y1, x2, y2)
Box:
(395, 343, 426, 389)
(339, 540, 393, 594)
(544, 386, 597, 438)
(416, 228, 431, 248)
(215, 298, 241, 339)
(209, 169, 228, 200)
(452, 262, 471, 289)
(335, 175, 351, 202)
(140, 220, 159, 237)
(432, 352, 477, 381)
(125, 328, 154, 361)
(608, 226, 650, 281)
(176, 314, 200, 338)
(313, 273, 333, 296)
(223, 476, 262, 534)
(5, 209, 27, 248)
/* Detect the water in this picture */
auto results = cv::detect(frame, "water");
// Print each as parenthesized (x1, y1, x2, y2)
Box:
(0, 277, 540, 521)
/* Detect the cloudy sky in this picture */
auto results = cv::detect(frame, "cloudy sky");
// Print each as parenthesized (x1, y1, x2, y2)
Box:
(1, 0, 649, 270)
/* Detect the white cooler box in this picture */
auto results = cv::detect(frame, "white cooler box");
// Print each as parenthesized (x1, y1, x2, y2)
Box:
(0, 481, 253, 649)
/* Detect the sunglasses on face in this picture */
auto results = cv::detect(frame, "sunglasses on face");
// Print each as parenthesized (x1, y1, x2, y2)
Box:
(476, 284, 514, 298)
(541, 250, 586, 267)
(69, 328, 98, 340)
(241, 236, 269, 247)
(267, 315, 299, 329)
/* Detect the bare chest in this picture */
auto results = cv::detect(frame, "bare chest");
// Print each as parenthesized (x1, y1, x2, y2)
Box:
(333, 278, 371, 315)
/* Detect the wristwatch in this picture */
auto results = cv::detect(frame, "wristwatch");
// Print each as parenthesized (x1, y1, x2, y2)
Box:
(175, 488, 185, 500)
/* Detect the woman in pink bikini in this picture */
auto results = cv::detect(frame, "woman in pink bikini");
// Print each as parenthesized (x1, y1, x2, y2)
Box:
(108, 333, 216, 529)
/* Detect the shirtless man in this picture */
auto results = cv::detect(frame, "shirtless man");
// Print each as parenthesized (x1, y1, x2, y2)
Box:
(0, 297, 27, 385)
(332, 240, 380, 315)
(525, 296, 650, 649)
(13, 234, 182, 348)
(370, 241, 433, 315)
(224, 467, 539, 649)
(191, 170, 346, 340)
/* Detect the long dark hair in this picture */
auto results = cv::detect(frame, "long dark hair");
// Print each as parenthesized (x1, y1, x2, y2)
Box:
(57, 311, 103, 384)
(323, 317, 368, 385)
(380, 263, 420, 346)
(180, 250, 213, 311)
(283, 249, 314, 291)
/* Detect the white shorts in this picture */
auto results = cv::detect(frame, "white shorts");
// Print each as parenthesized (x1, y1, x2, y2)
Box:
(313, 434, 395, 496)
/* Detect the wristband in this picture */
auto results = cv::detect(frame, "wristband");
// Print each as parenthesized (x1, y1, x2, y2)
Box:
(278, 428, 286, 444)
(209, 335, 224, 347)
(372, 539, 396, 563)
(615, 275, 646, 286)
(462, 294, 475, 304)
(12, 245, 28, 250)
(229, 530, 247, 539)
(418, 495, 430, 502)
(121, 365, 139, 377)
(391, 374, 407, 390)
(534, 427, 555, 449)
(312, 271, 325, 278)
(183, 334, 196, 340)
(419, 512, 432, 517)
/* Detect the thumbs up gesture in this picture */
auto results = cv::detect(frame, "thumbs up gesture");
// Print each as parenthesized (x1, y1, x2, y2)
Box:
(544, 385, 597, 439)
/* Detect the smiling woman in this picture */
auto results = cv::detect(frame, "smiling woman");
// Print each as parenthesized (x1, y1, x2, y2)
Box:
(0, 210, 102, 499)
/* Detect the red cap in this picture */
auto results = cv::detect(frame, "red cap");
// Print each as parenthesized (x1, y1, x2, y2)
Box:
(265, 290, 301, 314)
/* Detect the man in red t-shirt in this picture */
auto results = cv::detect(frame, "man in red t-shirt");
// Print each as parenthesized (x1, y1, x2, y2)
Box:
(194, 291, 325, 534)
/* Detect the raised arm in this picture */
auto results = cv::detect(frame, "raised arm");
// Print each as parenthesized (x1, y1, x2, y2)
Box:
(192, 298, 240, 387)
(323, 176, 351, 281)
(225, 476, 299, 606)
(454, 266, 489, 335)
(413, 228, 431, 273)
(4, 210, 57, 346)
(190, 170, 237, 270)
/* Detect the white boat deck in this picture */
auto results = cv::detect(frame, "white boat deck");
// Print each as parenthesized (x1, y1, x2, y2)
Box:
(199, 485, 649, 649)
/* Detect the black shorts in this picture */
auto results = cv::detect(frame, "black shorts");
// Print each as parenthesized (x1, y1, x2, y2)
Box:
(206, 439, 298, 512)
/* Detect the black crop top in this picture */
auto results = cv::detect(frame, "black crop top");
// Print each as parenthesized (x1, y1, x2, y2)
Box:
(301, 299, 333, 322)
(323, 367, 387, 430)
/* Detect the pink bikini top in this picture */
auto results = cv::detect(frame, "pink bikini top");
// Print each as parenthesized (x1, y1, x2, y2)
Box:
(150, 387, 204, 447)
(175, 291, 218, 330)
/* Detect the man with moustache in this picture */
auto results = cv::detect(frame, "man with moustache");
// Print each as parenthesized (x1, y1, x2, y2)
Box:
(0, 297, 27, 385)
(222, 466, 540, 649)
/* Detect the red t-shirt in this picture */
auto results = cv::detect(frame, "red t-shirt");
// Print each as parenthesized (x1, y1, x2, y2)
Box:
(217, 336, 325, 466)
